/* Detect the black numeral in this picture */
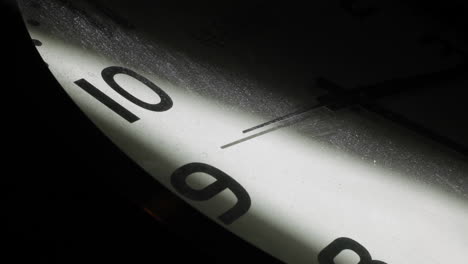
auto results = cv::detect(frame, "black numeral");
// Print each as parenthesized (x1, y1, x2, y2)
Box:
(74, 78, 140, 122)
(101, 66, 173, 112)
(170, 163, 251, 225)
(318, 237, 386, 264)
(74, 66, 173, 123)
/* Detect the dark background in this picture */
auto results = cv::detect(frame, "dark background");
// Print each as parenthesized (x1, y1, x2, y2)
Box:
(5, 0, 468, 263)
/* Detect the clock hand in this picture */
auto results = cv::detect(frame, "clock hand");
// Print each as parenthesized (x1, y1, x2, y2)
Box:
(242, 62, 468, 135)
(316, 61, 468, 109)
(242, 104, 324, 133)
(226, 63, 468, 150)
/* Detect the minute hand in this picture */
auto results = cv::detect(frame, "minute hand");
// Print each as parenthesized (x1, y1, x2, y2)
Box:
(316, 62, 468, 110)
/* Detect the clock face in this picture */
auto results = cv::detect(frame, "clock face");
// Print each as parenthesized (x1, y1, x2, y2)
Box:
(18, 0, 468, 263)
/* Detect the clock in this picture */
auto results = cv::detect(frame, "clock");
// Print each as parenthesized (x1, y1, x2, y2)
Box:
(16, 0, 468, 263)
